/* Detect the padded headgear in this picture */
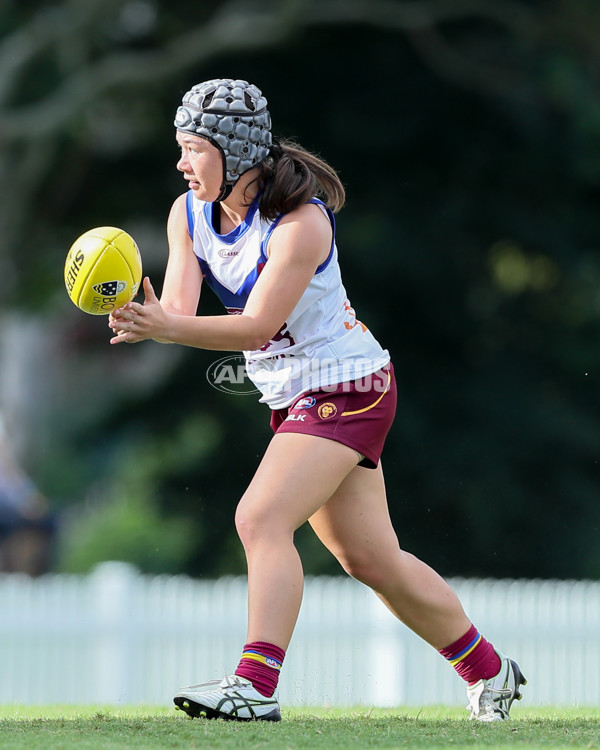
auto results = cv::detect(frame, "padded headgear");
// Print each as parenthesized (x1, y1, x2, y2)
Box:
(175, 78, 272, 201)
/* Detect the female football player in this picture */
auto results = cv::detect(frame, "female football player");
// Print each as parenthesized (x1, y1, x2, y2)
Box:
(109, 78, 525, 722)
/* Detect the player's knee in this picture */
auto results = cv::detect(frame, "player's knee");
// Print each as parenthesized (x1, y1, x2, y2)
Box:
(338, 554, 387, 591)
(234, 503, 279, 549)
(234, 505, 258, 548)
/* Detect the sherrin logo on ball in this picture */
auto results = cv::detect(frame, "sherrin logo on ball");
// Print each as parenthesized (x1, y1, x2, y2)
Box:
(64, 227, 142, 315)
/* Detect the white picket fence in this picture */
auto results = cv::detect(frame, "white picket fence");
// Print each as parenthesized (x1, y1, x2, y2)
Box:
(0, 562, 598, 708)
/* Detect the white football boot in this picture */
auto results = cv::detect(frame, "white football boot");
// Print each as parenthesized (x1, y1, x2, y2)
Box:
(174, 674, 281, 721)
(466, 652, 527, 721)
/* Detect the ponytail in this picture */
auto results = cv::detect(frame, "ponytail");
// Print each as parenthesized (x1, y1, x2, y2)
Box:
(248, 138, 345, 221)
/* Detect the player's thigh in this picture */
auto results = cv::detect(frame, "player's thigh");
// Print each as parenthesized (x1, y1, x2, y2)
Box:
(236, 431, 361, 537)
(308, 462, 402, 569)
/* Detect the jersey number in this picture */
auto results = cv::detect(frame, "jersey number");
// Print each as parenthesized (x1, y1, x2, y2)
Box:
(260, 323, 296, 352)
(343, 301, 368, 333)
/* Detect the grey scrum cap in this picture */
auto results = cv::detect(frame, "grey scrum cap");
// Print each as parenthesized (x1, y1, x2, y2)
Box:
(175, 78, 272, 199)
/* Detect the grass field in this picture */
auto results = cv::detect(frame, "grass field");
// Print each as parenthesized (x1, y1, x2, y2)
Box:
(0, 705, 598, 749)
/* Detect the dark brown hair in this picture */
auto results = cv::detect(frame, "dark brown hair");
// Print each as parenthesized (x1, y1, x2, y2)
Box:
(247, 138, 345, 221)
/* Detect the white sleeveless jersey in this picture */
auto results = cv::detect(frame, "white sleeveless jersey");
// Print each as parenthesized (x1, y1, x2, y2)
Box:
(186, 191, 390, 409)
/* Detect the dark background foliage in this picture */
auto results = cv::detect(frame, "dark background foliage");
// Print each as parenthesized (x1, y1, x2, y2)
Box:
(2, 0, 600, 579)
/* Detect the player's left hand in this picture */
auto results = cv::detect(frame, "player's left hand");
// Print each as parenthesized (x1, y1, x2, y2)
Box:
(109, 277, 168, 344)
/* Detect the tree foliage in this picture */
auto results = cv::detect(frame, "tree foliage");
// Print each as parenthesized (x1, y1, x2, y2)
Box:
(2, 0, 600, 579)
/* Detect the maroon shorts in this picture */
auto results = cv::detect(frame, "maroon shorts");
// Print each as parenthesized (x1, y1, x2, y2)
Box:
(270, 363, 397, 469)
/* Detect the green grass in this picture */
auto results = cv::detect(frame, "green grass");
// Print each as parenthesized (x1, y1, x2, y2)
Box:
(0, 706, 598, 749)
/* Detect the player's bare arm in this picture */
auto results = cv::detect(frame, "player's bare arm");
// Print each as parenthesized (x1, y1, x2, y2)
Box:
(109, 193, 201, 342)
(109, 203, 331, 349)
(160, 192, 203, 315)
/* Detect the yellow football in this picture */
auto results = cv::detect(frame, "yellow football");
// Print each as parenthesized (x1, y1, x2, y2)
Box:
(64, 227, 142, 315)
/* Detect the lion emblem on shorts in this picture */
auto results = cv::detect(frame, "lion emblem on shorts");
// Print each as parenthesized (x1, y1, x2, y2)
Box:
(318, 402, 338, 420)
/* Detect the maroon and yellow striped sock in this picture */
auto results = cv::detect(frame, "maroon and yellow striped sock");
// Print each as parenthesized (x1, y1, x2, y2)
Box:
(234, 640, 285, 697)
(438, 624, 501, 685)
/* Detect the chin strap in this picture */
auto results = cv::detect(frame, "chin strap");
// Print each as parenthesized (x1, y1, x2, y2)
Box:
(203, 137, 235, 203)
(214, 183, 234, 202)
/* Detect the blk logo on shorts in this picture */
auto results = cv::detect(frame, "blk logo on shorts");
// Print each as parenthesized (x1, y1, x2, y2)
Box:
(285, 413, 306, 422)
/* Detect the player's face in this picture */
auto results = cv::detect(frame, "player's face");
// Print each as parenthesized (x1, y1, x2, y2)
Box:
(176, 132, 223, 201)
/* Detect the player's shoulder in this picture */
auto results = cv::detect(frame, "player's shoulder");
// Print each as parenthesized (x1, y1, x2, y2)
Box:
(169, 190, 196, 227)
(170, 190, 191, 214)
(167, 191, 195, 242)
(269, 200, 332, 264)
(275, 200, 332, 238)
(281, 199, 329, 221)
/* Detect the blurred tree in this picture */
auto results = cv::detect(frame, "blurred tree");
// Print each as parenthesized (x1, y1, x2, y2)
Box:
(1, 0, 600, 579)
(4, 0, 600, 302)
